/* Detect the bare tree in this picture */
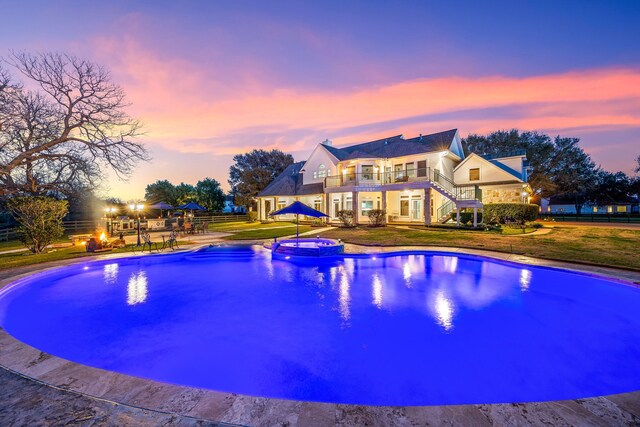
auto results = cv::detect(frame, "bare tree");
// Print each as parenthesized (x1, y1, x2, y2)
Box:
(0, 52, 149, 197)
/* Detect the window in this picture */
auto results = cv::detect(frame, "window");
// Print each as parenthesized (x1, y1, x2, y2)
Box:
(314, 200, 323, 212)
(313, 164, 326, 179)
(617, 206, 627, 213)
(400, 198, 409, 216)
(469, 168, 480, 181)
(361, 200, 373, 216)
(394, 164, 404, 179)
(417, 160, 427, 177)
(593, 206, 598, 213)
(277, 199, 287, 210)
(346, 165, 356, 181)
(406, 162, 415, 178)
(345, 197, 353, 210)
(361, 165, 374, 180)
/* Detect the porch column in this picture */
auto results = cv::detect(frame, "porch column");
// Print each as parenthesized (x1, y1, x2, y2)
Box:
(324, 193, 330, 223)
(473, 207, 478, 227)
(381, 191, 387, 223)
(456, 206, 461, 227)
(352, 191, 359, 225)
(424, 188, 431, 226)
(257, 198, 262, 220)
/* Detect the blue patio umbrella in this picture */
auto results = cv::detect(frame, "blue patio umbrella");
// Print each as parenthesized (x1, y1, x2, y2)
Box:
(269, 201, 328, 243)
(177, 202, 206, 220)
(149, 201, 174, 217)
(177, 202, 206, 211)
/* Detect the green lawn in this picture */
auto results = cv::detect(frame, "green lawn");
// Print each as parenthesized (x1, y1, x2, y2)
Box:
(321, 225, 640, 270)
(0, 241, 195, 271)
(222, 225, 315, 240)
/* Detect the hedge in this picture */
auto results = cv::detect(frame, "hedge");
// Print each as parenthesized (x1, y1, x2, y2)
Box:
(451, 211, 483, 226)
(483, 203, 539, 226)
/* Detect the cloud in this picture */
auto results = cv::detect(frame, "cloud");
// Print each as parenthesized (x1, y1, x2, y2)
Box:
(88, 36, 640, 174)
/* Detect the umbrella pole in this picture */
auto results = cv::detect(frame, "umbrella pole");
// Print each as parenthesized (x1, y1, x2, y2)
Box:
(296, 213, 299, 246)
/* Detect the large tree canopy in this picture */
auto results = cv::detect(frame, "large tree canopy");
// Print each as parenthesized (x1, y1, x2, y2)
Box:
(0, 52, 148, 198)
(144, 178, 225, 211)
(462, 130, 598, 203)
(195, 178, 226, 211)
(228, 149, 294, 208)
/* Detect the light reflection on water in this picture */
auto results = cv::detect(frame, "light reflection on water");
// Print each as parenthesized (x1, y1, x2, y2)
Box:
(6, 248, 640, 406)
(127, 271, 148, 305)
(103, 263, 119, 285)
(434, 291, 455, 331)
(520, 269, 532, 291)
(372, 273, 383, 308)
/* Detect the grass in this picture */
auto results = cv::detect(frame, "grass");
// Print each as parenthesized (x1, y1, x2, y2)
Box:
(208, 221, 300, 232)
(222, 225, 315, 240)
(0, 241, 195, 271)
(321, 225, 640, 270)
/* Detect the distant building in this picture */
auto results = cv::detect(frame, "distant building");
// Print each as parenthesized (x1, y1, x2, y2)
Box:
(223, 194, 246, 213)
(544, 196, 639, 214)
(256, 129, 531, 225)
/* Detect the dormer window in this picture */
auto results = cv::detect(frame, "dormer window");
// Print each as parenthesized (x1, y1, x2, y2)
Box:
(469, 168, 480, 181)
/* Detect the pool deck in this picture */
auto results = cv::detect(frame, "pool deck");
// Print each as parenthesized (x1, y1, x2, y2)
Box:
(1, 245, 640, 426)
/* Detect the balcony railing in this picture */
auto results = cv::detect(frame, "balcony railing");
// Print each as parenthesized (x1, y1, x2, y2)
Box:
(325, 167, 482, 201)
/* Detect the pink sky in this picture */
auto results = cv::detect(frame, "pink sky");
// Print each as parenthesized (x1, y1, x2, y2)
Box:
(3, 2, 639, 200)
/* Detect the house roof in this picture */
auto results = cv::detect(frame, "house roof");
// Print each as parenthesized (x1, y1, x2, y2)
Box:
(453, 152, 524, 182)
(487, 159, 523, 180)
(481, 150, 526, 160)
(322, 129, 458, 161)
(258, 162, 323, 197)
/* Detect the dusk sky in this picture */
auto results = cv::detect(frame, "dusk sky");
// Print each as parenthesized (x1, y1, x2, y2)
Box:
(2, 0, 639, 200)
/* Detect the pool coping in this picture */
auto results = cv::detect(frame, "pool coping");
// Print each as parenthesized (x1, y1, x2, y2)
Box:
(1, 245, 640, 426)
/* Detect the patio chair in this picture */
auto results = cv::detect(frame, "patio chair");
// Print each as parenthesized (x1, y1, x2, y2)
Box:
(162, 231, 179, 250)
(141, 232, 159, 252)
(183, 222, 193, 235)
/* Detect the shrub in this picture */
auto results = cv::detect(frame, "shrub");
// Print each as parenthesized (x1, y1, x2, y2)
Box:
(367, 209, 386, 227)
(451, 211, 483, 226)
(247, 211, 258, 222)
(337, 210, 355, 227)
(7, 196, 68, 254)
(483, 203, 539, 229)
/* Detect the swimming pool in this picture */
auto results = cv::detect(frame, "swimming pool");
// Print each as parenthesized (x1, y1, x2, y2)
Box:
(0, 246, 639, 406)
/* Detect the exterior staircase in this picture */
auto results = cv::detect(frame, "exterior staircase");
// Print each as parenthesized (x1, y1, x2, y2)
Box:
(429, 169, 482, 223)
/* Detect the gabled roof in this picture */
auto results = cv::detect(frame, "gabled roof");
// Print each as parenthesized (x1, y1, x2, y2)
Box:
(322, 129, 458, 160)
(454, 153, 524, 182)
(258, 161, 323, 197)
(481, 150, 526, 160)
(487, 159, 523, 180)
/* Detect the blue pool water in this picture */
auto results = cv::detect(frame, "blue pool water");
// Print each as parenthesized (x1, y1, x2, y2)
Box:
(1, 246, 639, 406)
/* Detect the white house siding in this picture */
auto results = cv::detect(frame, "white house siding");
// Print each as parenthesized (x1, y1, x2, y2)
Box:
(301, 145, 339, 186)
(453, 154, 523, 186)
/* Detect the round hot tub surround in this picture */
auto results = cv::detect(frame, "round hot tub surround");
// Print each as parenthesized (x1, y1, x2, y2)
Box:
(272, 237, 344, 257)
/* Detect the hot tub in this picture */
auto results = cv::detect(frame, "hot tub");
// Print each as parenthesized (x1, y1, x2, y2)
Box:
(272, 238, 344, 257)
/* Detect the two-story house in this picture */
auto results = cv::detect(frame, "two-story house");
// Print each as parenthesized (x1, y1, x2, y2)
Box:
(257, 129, 530, 226)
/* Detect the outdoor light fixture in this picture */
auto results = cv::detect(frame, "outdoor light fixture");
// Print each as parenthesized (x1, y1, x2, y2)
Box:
(129, 203, 145, 246)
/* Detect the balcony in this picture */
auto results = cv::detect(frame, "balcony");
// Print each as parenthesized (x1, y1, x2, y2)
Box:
(324, 167, 481, 201)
